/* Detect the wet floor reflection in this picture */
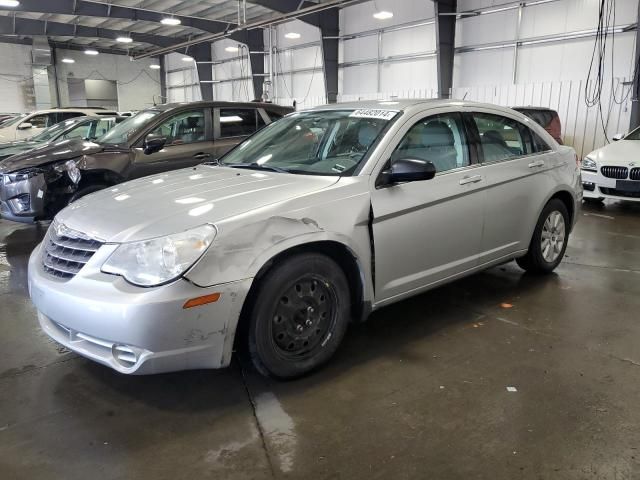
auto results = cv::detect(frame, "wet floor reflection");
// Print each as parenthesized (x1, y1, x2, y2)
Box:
(0, 221, 47, 297)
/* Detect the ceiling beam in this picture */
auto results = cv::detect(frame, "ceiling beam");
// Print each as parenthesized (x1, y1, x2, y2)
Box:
(0, 16, 190, 48)
(0, 0, 234, 34)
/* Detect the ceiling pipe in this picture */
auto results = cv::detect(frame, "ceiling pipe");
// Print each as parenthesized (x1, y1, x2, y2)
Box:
(132, 0, 367, 60)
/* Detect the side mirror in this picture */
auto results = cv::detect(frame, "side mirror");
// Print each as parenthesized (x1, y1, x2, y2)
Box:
(379, 158, 437, 186)
(612, 133, 624, 141)
(143, 134, 167, 155)
(18, 122, 33, 130)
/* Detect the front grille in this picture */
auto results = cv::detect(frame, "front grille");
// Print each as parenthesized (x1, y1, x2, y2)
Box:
(42, 224, 103, 280)
(601, 166, 628, 179)
(630, 168, 640, 181)
(600, 187, 640, 199)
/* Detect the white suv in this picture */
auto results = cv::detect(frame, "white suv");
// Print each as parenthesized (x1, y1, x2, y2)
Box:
(0, 107, 119, 142)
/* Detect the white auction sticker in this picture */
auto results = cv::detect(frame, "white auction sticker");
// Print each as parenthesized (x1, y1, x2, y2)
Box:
(349, 109, 398, 120)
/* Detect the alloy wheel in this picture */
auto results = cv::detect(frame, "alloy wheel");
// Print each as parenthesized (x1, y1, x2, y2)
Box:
(541, 210, 566, 263)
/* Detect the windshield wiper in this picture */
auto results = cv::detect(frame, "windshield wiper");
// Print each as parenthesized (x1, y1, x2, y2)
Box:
(224, 162, 291, 173)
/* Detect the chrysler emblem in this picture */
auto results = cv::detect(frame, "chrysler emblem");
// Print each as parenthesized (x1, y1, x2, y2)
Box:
(52, 220, 96, 242)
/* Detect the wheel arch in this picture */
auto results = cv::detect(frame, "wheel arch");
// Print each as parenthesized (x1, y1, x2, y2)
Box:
(233, 240, 370, 353)
(76, 168, 123, 189)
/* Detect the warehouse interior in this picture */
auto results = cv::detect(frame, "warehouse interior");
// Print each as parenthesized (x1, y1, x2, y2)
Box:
(1, 0, 640, 479)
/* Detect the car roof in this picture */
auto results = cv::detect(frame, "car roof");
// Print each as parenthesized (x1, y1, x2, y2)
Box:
(148, 101, 294, 113)
(512, 106, 558, 113)
(302, 99, 522, 115)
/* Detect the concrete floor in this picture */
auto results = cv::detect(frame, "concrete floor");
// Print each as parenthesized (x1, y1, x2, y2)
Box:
(1, 201, 639, 480)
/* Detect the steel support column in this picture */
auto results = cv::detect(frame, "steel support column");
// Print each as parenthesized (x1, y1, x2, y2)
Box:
(318, 10, 339, 103)
(192, 44, 214, 101)
(630, 0, 640, 131)
(434, 0, 457, 99)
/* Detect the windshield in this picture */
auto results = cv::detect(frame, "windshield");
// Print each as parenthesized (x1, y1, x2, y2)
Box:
(30, 119, 84, 142)
(98, 110, 159, 145)
(2, 114, 27, 127)
(220, 109, 397, 175)
(625, 126, 640, 140)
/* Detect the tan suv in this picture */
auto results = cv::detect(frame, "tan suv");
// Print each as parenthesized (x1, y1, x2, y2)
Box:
(0, 107, 119, 142)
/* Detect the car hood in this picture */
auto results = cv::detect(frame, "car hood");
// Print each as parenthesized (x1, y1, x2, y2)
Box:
(0, 139, 103, 173)
(56, 165, 341, 243)
(0, 139, 45, 160)
(587, 140, 639, 166)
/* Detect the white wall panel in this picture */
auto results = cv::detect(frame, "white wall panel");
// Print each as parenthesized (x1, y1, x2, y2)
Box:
(341, 64, 377, 95)
(454, 48, 515, 87)
(379, 58, 437, 93)
(0, 43, 33, 112)
(455, 10, 518, 46)
(56, 49, 161, 110)
(340, 0, 434, 34)
(270, 20, 325, 106)
(342, 36, 377, 63)
(381, 25, 436, 57)
(339, 0, 438, 97)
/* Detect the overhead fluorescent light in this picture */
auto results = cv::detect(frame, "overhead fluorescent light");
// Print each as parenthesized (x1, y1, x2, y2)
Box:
(149, 64, 161, 69)
(373, 11, 394, 20)
(61, 58, 75, 64)
(116, 36, 133, 43)
(161, 17, 181, 26)
(284, 32, 301, 39)
(0, 1, 20, 7)
(182, 56, 193, 62)
(225, 46, 239, 53)
(84, 49, 99, 55)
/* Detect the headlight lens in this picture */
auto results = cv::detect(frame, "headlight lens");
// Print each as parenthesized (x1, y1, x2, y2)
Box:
(3, 168, 42, 184)
(581, 157, 597, 171)
(101, 224, 217, 287)
(53, 158, 82, 184)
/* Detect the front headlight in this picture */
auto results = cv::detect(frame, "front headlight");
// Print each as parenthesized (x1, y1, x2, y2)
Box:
(101, 224, 217, 287)
(581, 156, 597, 171)
(53, 158, 81, 184)
(3, 168, 42, 184)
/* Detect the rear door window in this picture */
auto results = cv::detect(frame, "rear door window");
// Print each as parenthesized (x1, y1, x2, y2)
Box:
(219, 108, 259, 137)
(27, 114, 54, 129)
(472, 113, 527, 162)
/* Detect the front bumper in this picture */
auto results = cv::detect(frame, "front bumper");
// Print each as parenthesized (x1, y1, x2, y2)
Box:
(581, 169, 640, 201)
(28, 242, 251, 374)
(0, 173, 46, 222)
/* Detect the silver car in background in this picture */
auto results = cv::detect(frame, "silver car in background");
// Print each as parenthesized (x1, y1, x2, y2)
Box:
(28, 100, 581, 379)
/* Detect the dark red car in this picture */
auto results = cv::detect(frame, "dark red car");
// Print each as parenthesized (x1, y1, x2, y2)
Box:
(513, 107, 563, 144)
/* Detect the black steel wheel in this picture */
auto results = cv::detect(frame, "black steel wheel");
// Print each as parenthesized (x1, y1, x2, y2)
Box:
(247, 252, 350, 379)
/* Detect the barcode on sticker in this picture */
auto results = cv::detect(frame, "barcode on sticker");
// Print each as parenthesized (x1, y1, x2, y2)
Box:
(349, 109, 397, 120)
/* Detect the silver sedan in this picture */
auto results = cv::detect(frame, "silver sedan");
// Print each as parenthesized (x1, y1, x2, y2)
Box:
(28, 100, 582, 378)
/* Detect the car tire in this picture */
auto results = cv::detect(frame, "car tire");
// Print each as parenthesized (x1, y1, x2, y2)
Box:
(247, 252, 351, 379)
(69, 184, 108, 204)
(516, 199, 570, 274)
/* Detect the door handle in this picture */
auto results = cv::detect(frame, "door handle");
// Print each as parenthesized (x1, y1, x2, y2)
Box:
(459, 175, 483, 185)
(194, 152, 212, 160)
(528, 159, 545, 168)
